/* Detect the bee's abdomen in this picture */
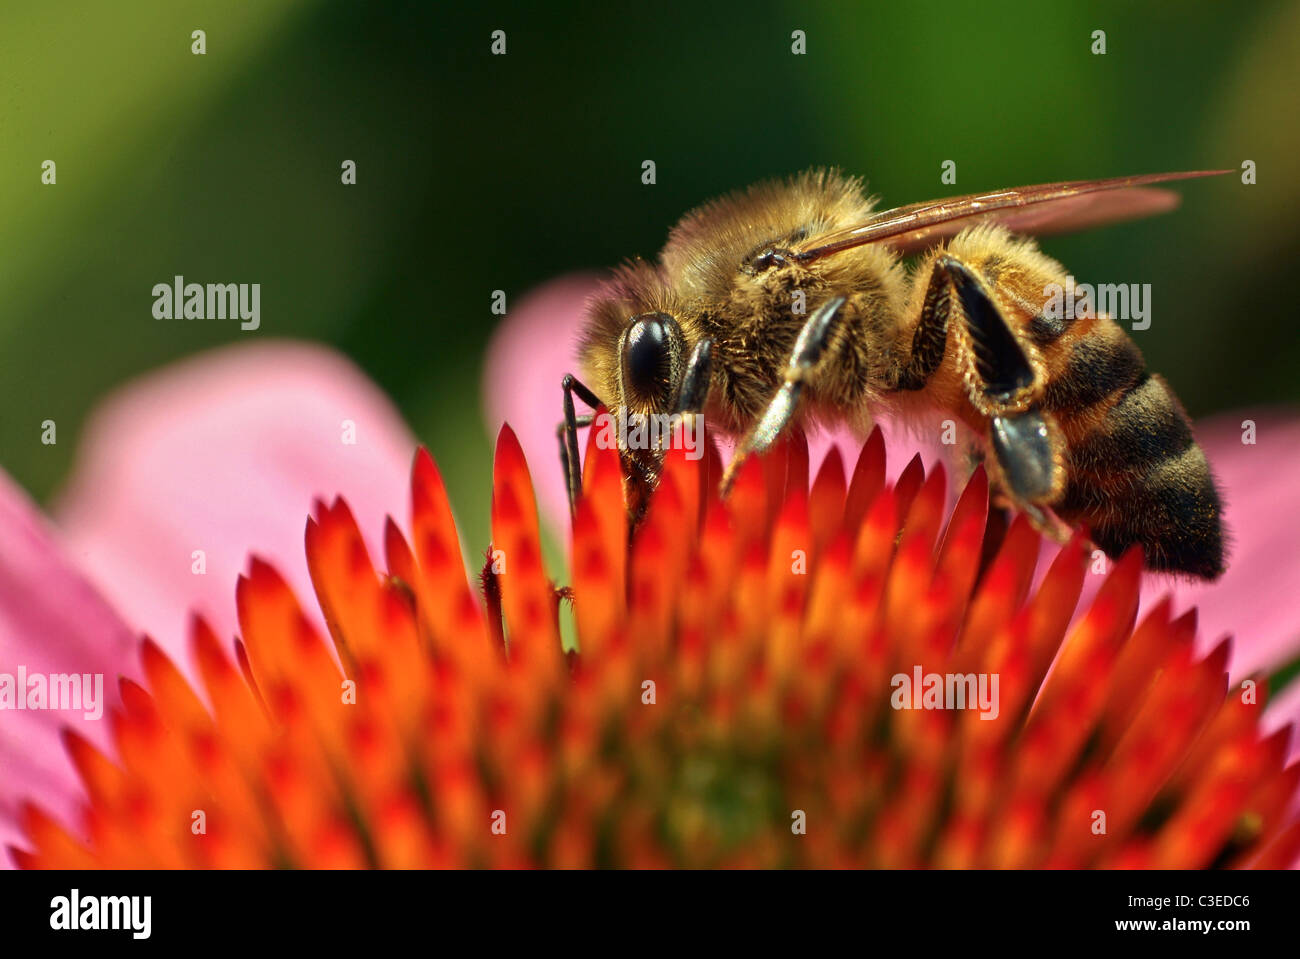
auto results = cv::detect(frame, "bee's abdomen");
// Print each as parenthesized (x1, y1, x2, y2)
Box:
(1044, 333, 1224, 579)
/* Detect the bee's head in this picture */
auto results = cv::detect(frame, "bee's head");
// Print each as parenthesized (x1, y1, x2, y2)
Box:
(579, 264, 693, 519)
(580, 262, 688, 415)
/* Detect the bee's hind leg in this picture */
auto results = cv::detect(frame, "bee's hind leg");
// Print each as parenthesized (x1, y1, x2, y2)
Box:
(903, 254, 1070, 539)
(990, 487, 1071, 545)
(893, 253, 958, 392)
(916, 254, 1069, 506)
(719, 296, 848, 498)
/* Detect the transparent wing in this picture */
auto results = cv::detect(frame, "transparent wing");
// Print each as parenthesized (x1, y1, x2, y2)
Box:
(794, 170, 1229, 261)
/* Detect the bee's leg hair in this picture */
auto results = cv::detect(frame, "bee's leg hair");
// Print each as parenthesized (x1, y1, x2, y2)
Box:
(893, 255, 957, 391)
(896, 254, 1038, 401)
(718, 296, 848, 499)
(900, 254, 1064, 506)
(939, 254, 1038, 403)
(938, 255, 1064, 504)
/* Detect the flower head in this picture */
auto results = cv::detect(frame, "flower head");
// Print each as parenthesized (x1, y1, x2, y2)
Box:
(10, 419, 1300, 869)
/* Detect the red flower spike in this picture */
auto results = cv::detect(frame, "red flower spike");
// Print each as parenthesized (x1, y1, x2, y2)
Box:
(1170, 674, 1267, 798)
(1236, 762, 1300, 867)
(934, 465, 988, 602)
(139, 637, 209, 732)
(16, 803, 97, 869)
(580, 407, 631, 551)
(1251, 819, 1300, 869)
(491, 425, 562, 673)
(1011, 549, 1143, 798)
(759, 434, 793, 533)
(892, 454, 926, 520)
(726, 452, 769, 550)
(382, 516, 419, 597)
(766, 489, 812, 672)
(658, 434, 703, 539)
(12, 430, 1299, 870)
(1098, 599, 1185, 744)
(410, 447, 487, 659)
(959, 514, 1057, 667)
(842, 426, 886, 532)
(629, 493, 678, 651)
(60, 728, 125, 814)
(808, 447, 846, 555)
(783, 430, 810, 509)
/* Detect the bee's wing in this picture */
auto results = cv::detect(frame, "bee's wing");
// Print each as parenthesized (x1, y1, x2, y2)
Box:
(794, 170, 1230, 261)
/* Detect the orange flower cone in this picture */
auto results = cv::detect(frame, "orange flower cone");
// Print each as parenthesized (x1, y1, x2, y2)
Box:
(11, 422, 1300, 869)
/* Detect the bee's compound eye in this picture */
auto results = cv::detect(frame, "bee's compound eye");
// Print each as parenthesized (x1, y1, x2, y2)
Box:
(623, 313, 671, 397)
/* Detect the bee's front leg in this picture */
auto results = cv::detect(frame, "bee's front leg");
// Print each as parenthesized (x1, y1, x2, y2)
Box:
(672, 339, 714, 415)
(556, 373, 604, 515)
(718, 295, 848, 499)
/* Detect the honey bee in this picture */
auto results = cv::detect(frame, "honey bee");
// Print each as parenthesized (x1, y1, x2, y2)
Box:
(559, 168, 1229, 579)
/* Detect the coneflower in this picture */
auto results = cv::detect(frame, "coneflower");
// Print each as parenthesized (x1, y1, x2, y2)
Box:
(10, 419, 1299, 869)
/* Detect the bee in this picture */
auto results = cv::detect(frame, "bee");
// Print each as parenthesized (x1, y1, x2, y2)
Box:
(559, 168, 1228, 579)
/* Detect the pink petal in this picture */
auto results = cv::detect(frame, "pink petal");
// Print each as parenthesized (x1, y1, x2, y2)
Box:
(1137, 410, 1300, 677)
(54, 340, 417, 681)
(482, 274, 604, 541)
(0, 469, 132, 862)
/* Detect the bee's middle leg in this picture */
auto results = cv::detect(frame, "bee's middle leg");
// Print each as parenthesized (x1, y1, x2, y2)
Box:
(718, 295, 849, 498)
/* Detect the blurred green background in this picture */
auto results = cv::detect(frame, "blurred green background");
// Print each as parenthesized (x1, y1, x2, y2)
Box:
(1, 0, 1297, 553)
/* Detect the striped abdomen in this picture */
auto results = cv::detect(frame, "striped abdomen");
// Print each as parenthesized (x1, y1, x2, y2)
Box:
(1037, 318, 1224, 579)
